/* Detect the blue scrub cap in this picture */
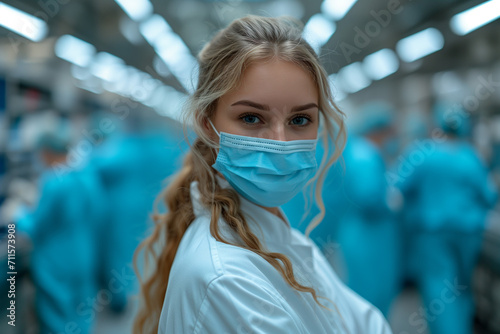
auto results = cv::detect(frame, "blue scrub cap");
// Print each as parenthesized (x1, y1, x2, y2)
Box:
(433, 100, 470, 137)
(355, 101, 395, 135)
(36, 132, 70, 154)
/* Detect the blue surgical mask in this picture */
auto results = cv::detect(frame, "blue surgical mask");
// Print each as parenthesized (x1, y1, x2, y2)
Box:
(209, 120, 318, 207)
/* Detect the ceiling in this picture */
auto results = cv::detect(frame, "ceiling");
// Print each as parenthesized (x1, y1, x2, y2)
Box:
(0, 0, 499, 96)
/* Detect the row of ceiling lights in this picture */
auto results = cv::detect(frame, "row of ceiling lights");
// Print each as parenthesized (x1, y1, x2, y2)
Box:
(304, 0, 500, 98)
(0, 0, 499, 109)
(0, 0, 193, 120)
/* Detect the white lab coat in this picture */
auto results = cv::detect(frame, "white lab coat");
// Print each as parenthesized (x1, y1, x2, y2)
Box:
(158, 178, 392, 334)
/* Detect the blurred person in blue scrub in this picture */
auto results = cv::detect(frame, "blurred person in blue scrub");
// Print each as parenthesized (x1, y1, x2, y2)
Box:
(16, 131, 105, 334)
(337, 102, 402, 317)
(397, 101, 498, 334)
(89, 113, 185, 312)
(283, 102, 403, 317)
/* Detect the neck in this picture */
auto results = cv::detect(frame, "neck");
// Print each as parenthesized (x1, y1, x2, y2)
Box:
(263, 206, 279, 216)
(261, 206, 287, 225)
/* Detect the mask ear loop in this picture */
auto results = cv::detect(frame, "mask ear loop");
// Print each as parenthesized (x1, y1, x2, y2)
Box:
(208, 118, 221, 138)
(207, 118, 221, 163)
(207, 119, 223, 188)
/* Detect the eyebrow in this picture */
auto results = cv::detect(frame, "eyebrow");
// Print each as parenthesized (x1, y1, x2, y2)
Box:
(230, 100, 319, 112)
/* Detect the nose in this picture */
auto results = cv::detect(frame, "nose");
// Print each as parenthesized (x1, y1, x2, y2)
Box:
(267, 124, 287, 141)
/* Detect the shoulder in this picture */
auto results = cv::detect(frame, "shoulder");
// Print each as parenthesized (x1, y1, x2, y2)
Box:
(169, 215, 278, 289)
(159, 217, 300, 334)
(312, 238, 392, 333)
(337, 284, 393, 333)
(290, 228, 392, 333)
(191, 273, 302, 334)
(160, 271, 303, 334)
(167, 216, 221, 294)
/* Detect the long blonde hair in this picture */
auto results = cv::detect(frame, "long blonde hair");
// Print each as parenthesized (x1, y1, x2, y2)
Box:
(133, 15, 346, 333)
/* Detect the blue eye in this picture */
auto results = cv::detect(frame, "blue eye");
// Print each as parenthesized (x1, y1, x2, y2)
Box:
(291, 116, 310, 126)
(241, 114, 260, 124)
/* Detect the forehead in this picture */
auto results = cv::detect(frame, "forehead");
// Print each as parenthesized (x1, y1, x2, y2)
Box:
(220, 59, 318, 107)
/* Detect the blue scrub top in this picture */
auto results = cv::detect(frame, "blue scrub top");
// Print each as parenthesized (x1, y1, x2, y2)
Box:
(397, 140, 497, 232)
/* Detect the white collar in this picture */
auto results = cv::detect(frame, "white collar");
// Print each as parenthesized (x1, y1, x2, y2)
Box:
(189, 175, 293, 246)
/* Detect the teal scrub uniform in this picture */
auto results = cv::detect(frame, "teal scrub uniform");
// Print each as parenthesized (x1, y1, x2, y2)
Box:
(90, 131, 184, 312)
(398, 139, 497, 334)
(20, 166, 105, 334)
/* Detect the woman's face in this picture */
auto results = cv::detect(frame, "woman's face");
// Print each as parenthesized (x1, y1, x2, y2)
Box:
(210, 59, 319, 141)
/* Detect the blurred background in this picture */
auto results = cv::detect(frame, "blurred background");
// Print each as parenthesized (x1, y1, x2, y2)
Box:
(0, 0, 499, 333)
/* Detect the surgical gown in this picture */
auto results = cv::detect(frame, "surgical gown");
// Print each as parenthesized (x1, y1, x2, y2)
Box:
(398, 139, 497, 334)
(90, 131, 184, 311)
(20, 166, 105, 334)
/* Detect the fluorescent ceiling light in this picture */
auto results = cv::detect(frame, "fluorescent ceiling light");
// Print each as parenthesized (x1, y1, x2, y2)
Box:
(155, 34, 191, 64)
(153, 56, 171, 78)
(140, 14, 197, 93)
(450, 0, 500, 35)
(321, 0, 358, 21)
(157, 46, 197, 92)
(139, 14, 171, 45)
(75, 77, 103, 95)
(154, 87, 188, 121)
(71, 64, 90, 81)
(75, 83, 102, 95)
(144, 24, 196, 93)
(115, 0, 153, 22)
(363, 48, 399, 80)
(55, 35, 96, 67)
(114, 66, 162, 103)
(90, 52, 125, 82)
(328, 74, 347, 101)
(337, 62, 371, 93)
(396, 28, 444, 63)
(119, 16, 142, 45)
(0, 2, 48, 42)
(303, 13, 336, 54)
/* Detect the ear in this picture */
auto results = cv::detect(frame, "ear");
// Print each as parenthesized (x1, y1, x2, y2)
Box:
(202, 117, 214, 139)
(202, 117, 217, 141)
(202, 117, 210, 131)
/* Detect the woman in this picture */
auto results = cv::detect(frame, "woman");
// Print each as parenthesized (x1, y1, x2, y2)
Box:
(133, 15, 392, 333)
